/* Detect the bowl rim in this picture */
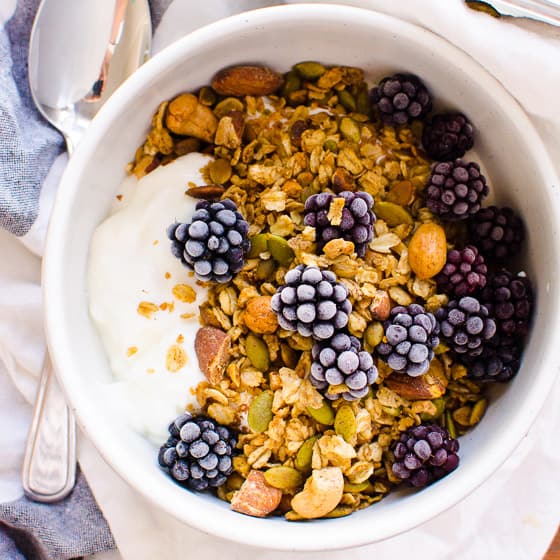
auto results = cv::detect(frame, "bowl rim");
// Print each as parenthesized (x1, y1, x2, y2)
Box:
(43, 2, 560, 551)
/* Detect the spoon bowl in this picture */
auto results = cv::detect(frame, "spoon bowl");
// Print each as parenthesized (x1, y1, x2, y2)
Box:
(28, 0, 151, 153)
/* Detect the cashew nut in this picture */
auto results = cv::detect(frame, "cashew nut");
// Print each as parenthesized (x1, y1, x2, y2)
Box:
(290, 467, 344, 519)
(165, 93, 218, 143)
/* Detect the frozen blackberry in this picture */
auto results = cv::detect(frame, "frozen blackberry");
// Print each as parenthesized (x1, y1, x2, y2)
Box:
(375, 304, 440, 377)
(270, 265, 351, 340)
(422, 113, 474, 161)
(435, 296, 496, 358)
(391, 424, 460, 487)
(435, 245, 487, 298)
(167, 199, 250, 283)
(304, 191, 375, 258)
(468, 206, 525, 260)
(310, 332, 379, 401)
(158, 412, 236, 492)
(371, 73, 432, 126)
(425, 160, 489, 220)
(463, 334, 521, 382)
(480, 269, 533, 339)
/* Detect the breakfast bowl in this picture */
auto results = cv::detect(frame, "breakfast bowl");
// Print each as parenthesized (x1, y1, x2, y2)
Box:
(43, 3, 560, 551)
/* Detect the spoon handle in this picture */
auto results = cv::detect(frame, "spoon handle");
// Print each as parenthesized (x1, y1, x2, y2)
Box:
(22, 355, 76, 502)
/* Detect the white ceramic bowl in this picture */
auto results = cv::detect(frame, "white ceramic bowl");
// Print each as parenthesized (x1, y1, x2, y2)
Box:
(44, 3, 560, 551)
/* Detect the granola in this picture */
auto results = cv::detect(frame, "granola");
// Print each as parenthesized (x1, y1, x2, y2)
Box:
(136, 62, 527, 520)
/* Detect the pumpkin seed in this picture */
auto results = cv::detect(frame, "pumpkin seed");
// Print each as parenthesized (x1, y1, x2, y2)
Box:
(285, 510, 305, 521)
(466, 0, 501, 17)
(355, 85, 371, 116)
(324, 505, 354, 518)
(338, 89, 356, 112)
(281, 71, 301, 98)
(334, 405, 357, 443)
(246, 334, 270, 372)
(374, 200, 413, 227)
(247, 390, 273, 433)
(214, 97, 245, 119)
(469, 398, 487, 425)
(267, 234, 295, 267)
(264, 466, 304, 490)
(445, 410, 457, 439)
(364, 321, 384, 350)
(198, 86, 217, 106)
(295, 435, 320, 473)
(248, 233, 269, 258)
(452, 405, 472, 426)
(343, 480, 370, 493)
(208, 158, 232, 185)
(421, 397, 447, 421)
(323, 139, 338, 153)
(382, 405, 401, 417)
(307, 399, 335, 425)
(293, 61, 326, 80)
(339, 117, 361, 143)
(280, 343, 299, 369)
(255, 259, 276, 281)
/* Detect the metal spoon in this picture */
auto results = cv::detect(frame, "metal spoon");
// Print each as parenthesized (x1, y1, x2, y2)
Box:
(23, 0, 152, 502)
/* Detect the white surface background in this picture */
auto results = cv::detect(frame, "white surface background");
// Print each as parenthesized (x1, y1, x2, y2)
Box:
(1, 1, 559, 558)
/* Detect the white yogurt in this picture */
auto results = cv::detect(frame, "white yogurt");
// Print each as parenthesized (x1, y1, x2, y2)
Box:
(88, 153, 213, 442)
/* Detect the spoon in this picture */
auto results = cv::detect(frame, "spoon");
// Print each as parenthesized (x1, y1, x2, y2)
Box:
(23, 0, 152, 503)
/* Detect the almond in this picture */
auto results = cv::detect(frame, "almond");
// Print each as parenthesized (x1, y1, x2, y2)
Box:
(186, 184, 225, 200)
(230, 470, 282, 518)
(369, 290, 391, 320)
(194, 326, 231, 385)
(244, 296, 278, 334)
(408, 223, 447, 279)
(212, 65, 284, 97)
(385, 357, 448, 400)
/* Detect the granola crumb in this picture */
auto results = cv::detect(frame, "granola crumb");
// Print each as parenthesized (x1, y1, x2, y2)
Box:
(327, 197, 345, 226)
(137, 301, 158, 319)
(166, 344, 187, 372)
(172, 283, 197, 303)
